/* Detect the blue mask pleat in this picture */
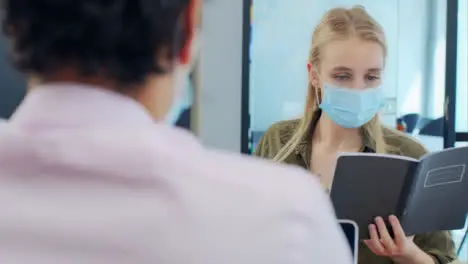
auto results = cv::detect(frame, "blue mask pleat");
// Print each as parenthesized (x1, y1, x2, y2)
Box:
(319, 84, 383, 128)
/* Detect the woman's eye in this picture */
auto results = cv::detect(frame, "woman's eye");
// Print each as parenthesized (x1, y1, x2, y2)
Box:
(366, 75, 380, 81)
(334, 75, 350, 81)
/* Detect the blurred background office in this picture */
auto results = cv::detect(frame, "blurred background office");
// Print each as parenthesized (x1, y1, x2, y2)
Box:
(249, 0, 467, 153)
(246, 0, 467, 259)
(0, 0, 466, 260)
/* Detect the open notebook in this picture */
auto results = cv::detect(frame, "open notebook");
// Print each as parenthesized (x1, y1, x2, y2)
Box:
(331, 147, 468, 239)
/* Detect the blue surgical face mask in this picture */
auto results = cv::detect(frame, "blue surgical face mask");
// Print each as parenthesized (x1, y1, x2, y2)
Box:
(319, 84, 383, 128)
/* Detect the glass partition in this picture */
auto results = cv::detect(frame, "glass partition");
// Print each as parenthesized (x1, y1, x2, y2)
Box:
(248, 0, 447, 152)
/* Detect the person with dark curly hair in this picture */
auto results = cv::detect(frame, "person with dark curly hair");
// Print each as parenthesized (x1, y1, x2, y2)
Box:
(0, 1, 353, 263)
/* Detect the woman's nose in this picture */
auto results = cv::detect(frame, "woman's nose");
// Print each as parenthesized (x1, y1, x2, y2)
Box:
(349, 80, 367, 90)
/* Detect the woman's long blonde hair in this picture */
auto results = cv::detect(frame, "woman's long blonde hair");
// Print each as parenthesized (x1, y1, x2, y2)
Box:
(273, 6, 389, 162)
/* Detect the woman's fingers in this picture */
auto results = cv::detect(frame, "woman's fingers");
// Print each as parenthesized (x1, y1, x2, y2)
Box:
(367, 224, 386, 254)
(367, 216, 416, 258)
(389, 215, 407, 248)
(375, 217, 397, 253)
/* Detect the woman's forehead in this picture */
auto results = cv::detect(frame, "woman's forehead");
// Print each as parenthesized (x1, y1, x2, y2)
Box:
(320, 38, 385, 71)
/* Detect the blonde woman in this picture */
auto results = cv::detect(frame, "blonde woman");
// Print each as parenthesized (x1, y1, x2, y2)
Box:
(254, 6, 458, 264)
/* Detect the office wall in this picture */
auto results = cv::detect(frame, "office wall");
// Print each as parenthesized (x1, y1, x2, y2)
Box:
(194, 0, 244, 151)
(250, 0, 432, 131)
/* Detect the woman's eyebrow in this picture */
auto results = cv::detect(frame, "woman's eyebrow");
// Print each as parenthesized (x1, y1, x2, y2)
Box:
(331, 66, 353, 72)
(367, 68, 383, 73)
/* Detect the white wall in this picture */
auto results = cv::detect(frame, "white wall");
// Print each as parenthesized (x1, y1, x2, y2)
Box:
(250, 0, 431, 131)
(428, 0, 447, 120)
(396, 0, 431, 118)
(193, 0, 244, 151)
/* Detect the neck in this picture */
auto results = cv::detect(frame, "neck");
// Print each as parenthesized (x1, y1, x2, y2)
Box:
(313, 113, 363, 151)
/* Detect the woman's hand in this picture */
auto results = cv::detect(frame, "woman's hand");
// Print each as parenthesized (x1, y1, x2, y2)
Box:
(364, 215, 435, 264)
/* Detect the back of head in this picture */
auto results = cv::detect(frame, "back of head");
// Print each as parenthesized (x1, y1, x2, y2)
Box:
(2, 0, 190, 87)
(1, 0, 201, 120)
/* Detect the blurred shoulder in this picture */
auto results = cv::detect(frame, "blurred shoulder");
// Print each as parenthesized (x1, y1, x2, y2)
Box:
(0, 119, 7, 129)
(207, 147, 327, 211)
(203, 149, 353, 263)
(147, 123, 321, 208)
(254, 119, 300, 158)
(382, 126, 428, 159)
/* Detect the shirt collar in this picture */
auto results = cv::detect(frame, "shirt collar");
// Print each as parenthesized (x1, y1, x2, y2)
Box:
(10, 83, 154, 128)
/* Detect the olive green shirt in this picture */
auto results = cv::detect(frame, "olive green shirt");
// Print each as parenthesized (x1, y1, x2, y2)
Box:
(254, 118, 458, 264)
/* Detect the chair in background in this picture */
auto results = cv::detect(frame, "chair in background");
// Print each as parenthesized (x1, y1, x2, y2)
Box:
(416, 117, 433, 131)
(175, 108, 191, 130)
(401, 113, 421, 133)
(419, 117, 444, 136)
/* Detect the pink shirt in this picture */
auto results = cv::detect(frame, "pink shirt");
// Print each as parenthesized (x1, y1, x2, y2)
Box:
(0, 84, 352, 264)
